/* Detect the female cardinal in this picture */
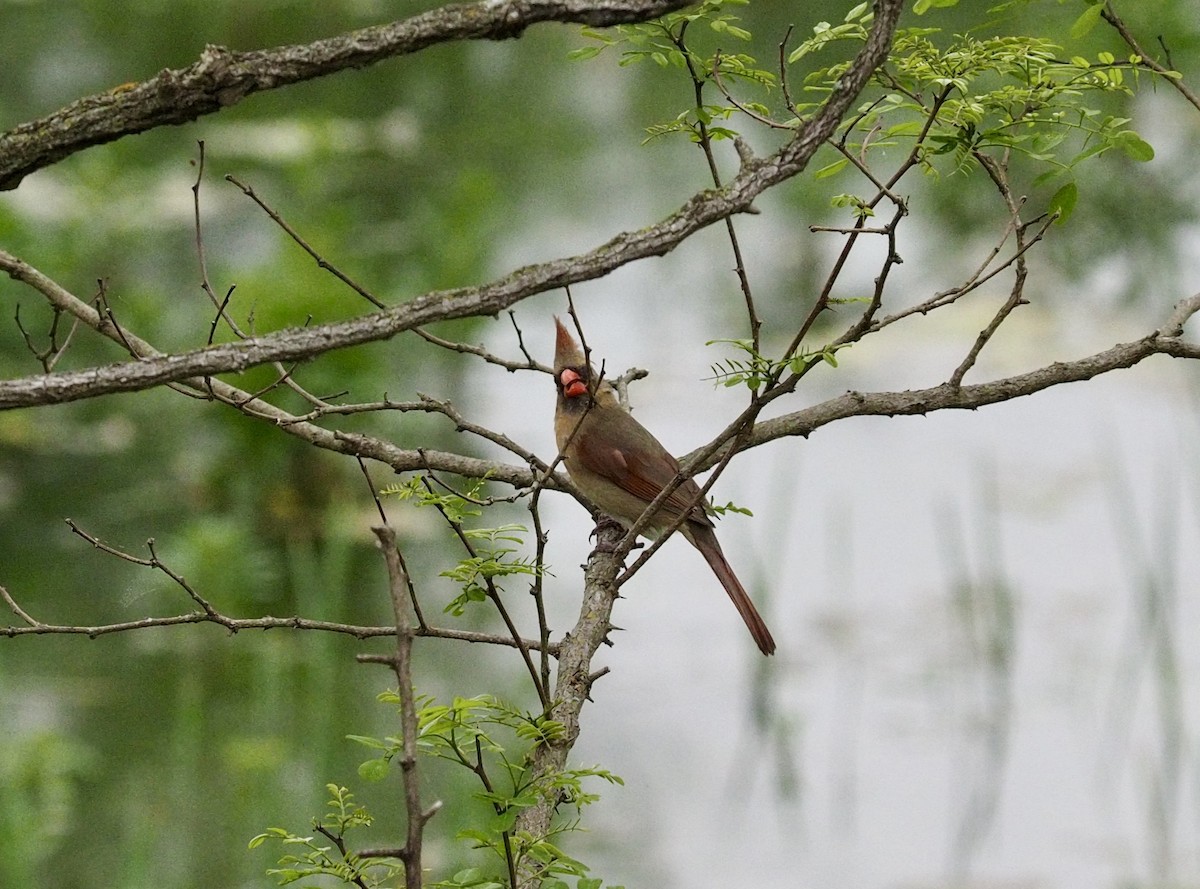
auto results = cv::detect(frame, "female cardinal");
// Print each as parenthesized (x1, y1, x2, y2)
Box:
(553, 317, 776, 656)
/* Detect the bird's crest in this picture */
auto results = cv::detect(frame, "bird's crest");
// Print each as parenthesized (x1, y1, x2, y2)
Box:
(554, 316, 586, 370)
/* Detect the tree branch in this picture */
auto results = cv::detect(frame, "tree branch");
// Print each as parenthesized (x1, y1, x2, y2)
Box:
(702, 304, 1200, 467)
(1102, 1, 1200, 112)
(0, 0, 693, 191)
(367, 525, 437, 888)
(510, 3, 909, 883)
(513, 520, 624, 887)
(0, 0, 902, 412)
(2, 523, 554, 650)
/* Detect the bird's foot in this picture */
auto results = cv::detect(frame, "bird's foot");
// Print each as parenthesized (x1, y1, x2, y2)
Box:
(588, 515, 626, 553)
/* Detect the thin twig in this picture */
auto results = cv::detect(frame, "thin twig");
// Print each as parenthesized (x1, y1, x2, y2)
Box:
(673, 28, 761, 349)
(313, 825, 373, 889)
(418, 475, 550, 708)
(872, 213, 1055, 332)
(416, 394, 552, 469)
(3, 521, 551, 649)
(712, 50, 793, 130)
(528, 483, 554, 697)
(193, 141, 243, 336)
(358, 458, 427, 627)
(1101, 2, 1200, 112)
(778, 24, 797, 117)
(948, 154, 1030, 387)
(226, 174, 387, 309)
(1, 584, 42, 627)
(413, 326, 549, 374)
(508, 311, 539, 367)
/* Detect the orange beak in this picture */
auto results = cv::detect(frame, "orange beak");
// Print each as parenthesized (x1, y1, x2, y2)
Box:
(559, 368, 588, 399)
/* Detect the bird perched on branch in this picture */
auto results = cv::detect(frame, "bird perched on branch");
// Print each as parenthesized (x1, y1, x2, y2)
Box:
(552, 317, 776, 656)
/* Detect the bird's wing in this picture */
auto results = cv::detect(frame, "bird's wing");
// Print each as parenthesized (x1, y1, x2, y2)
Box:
(574, 408, 709, 522)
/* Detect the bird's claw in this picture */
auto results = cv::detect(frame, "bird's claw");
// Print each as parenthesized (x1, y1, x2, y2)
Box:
(588, 515, 626, 553)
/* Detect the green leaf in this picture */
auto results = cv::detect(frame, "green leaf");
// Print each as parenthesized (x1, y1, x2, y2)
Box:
(1031, 168, 1065, 188)
(1116, 131, 1155, 161)
(345, 734, 389, 750)
(1069, 3, 1105, 39)
(814, 158, 849, 179)
(358, 757, 391, 782)
(249, 831, 280, 849)
(449, 867, 485, 885)
(567, 46, 605, 61)
(1048, 181, 1078, 224)
(914, 0, 959, 12)
(711, 500, 754, 517)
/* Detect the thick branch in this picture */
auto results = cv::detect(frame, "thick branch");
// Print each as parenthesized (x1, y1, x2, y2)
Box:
(369, 526, 436, 888)
(0, 249, 545, 485)
(0, 0, 901, 412)
(688, 313, 1200, 469)
(513, 520, 624, 887)
(4, 260, 1198, 495)
(0, 0, 692, 191)
(509, 4, 909, 883)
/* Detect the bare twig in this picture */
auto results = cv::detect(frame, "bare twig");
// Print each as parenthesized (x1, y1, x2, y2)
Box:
(686, 296, 1200, 472)
(508, 311, 540, 367)
(413, 326, 549, 374)
(14, 304, 80, 372)
(827, 137, 906, 207)
(416, 394, 553, 469)
(66, 519, 221, 618)
(871, 213, 1055, 333)
(358, 458, 427, 628)
(226, 174, 387, 310)
(1, 584, 42, 628)
(948, 154, 1030, 387)
(712, 49, 794, 130)
(3, 521, 552, 650)
(528, 482, 554, 696)
(1102, 2, 1200, 112)
(193, 141, 244, 335)
(1159, 293, 1200, 337)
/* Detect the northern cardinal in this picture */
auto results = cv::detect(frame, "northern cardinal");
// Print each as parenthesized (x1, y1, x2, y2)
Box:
(553, 317, 776, 655)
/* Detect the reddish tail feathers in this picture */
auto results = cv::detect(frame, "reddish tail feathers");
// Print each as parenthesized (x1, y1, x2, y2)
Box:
(689, 524, 776, 655)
